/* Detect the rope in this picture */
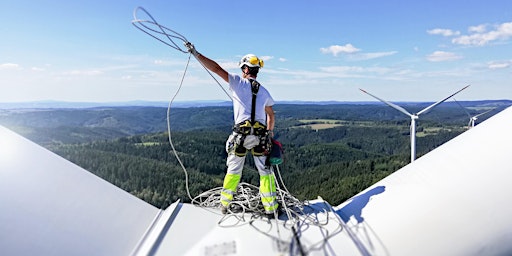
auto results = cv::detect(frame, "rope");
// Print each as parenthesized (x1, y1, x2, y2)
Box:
(165, 53, 194, 202)
(193, 180, 304, 216)
(131, 6, 243, 207)
(132, 7, 348, 254)
(132, 6, 226, 204)
(132, 6, 232, 101)
(132, 7, 189, 53)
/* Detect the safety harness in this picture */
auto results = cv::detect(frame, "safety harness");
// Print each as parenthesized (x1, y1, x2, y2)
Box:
(233, 79, 267, 135)
(250, 79, 259, 126)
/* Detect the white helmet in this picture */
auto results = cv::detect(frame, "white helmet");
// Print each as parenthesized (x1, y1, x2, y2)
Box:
(238, 54, 264, 68)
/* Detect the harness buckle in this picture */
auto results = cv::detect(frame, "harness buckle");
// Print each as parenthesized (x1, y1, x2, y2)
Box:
(233, 120, 267, 135)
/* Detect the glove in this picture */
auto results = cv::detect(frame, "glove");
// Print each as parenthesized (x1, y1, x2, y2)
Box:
(263, 131, 273, 156)
(184, 42, 199, 57)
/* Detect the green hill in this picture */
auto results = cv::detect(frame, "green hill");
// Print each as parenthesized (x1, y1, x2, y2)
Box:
(1, 102, 509, 207)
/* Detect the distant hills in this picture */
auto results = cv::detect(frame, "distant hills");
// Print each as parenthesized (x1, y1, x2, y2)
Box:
(0, 100, 229, 109)
(1, 100, 511, 147)
(1, 99, 510, 109)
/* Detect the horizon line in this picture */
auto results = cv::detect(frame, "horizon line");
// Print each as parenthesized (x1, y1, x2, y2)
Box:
(1, 99, 511, 110)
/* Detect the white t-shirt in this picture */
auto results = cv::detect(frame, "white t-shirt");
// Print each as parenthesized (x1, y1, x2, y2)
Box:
(228, 73, 274, 125)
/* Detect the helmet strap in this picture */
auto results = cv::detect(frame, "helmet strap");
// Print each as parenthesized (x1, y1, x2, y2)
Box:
(241, 65, 258, 78)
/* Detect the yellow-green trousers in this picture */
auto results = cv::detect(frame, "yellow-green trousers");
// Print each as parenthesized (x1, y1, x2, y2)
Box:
(221, 134, 279, 214)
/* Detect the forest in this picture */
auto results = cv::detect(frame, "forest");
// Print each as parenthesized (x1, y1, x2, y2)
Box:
(1, 101, 509, 208)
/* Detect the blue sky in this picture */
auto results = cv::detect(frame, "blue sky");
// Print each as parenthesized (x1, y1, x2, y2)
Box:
(1, 0, 511, 103)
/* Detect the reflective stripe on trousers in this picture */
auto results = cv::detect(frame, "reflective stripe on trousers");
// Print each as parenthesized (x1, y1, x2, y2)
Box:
(221, 140, 279, 212)
(260, 174, 279, 213)
(220, 173, 241, 207)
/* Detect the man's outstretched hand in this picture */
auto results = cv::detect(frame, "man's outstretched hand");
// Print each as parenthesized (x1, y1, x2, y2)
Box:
(184, 42, 199, 57)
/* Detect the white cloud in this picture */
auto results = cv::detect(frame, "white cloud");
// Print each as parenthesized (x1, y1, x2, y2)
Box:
(220, 61, 239, 70)
(154, 59, 169, 65)
(65, 69, 103, 76)
(278, 57, 287, 62)
(452, 21, 512, 46)
(320, 44, 360, 56)
(260, 56, 274, 61)
(488, 61, 511, 69)
(0, 63, 22, 70)
(320, 44, 395, 60)
(31, 67, 45, 71)
(319, 65, 398, 76)
(319, 66, 365, 73)
(350, 51, 398, 61)
(427, 28, 460, 37)
(468, 24, 487, 33)
(426, 51, 462, 62)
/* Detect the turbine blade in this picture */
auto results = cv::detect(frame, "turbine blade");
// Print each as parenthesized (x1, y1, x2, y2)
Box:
(359, 88, 412, 117)
(417, 85, 470, 116)
(473, 108, 495, 118)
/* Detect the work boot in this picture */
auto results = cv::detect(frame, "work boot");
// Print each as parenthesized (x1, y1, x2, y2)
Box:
(265, 212, 277, 219)
(221, 205, 228, 215)
(265, 204, 283, 219)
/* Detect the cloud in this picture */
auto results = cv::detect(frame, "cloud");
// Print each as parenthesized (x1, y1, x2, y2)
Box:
(320, 44, 396, 60)
(0, 63, 22, 70)
(319, 65, 397, 75)
(265, 65, 372, 80)
(452, 21, 512, 46)
(427, 28, 460, 37)
(219, 61, 239, 70)
(278, 57, 287, 62)
(319, 66, 365, 73)
(65, 69, 103, 76)
(350, 51, 398, 61)
(260, 56, 274, 61)
(31, 67, 45, 71)
(488, 60, 511, 69)
(320, 44, 360, 56)
(426, 51, 462, 62)
(468, 24, 487, 33)
(154, 59, 171, 65)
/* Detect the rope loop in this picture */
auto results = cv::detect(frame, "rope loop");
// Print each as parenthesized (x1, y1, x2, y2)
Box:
(132, 7, 189, 53)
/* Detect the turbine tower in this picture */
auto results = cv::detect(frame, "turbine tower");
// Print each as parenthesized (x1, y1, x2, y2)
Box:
(453, 98, 495, 129)
(360, 85, 470, 162)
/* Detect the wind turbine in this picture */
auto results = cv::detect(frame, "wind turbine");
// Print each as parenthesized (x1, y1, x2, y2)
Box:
(453, 98, 495, 129)
(360, 85, 470, 162)
(467, 109, 494, 128)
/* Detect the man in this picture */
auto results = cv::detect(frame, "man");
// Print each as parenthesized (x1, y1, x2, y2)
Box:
(185, 42, 278, 217)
